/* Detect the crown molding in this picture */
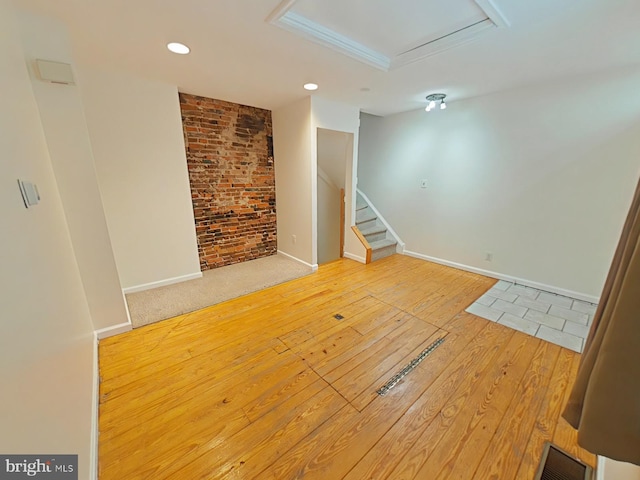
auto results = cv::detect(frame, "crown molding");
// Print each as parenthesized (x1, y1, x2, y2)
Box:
(272, 10, 390, 71)
(267, 0, 510, 72)
(475, 0, 511, 28)
(392, 18, 496, 69)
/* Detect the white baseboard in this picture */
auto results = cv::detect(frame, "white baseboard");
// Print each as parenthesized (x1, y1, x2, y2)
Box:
(95, 290, 134, 340)
(343, 252, 366, 264)
(122, 272, 203, 294)
(95, 321, 132, 340)
(596, 456, 605, 480)
(403, 250, 600, 304)
(277, 250, 318, 272)
(121, 289, 132, 326)
(90, 332, 99, 480)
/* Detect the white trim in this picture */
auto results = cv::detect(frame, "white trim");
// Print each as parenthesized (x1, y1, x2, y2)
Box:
(95, 321, 132, 340)
(122, 272, 202, 294)
(265, 0, 299, 24)
(266, 1, 505, 72)
(403, 250, 600, 304)
(596, 456, 605, 480)
(392, 20, 495, 69)
(356, 188, 405, 252)
(271, 11, 390, 71)
(475, 0, 511, 27)
(343, 252, 366, 264)
(90, 332, 99, 480)
(121, 289, 132, 325)
(96, 290, 133, 339)
(277, 250, 318, 272)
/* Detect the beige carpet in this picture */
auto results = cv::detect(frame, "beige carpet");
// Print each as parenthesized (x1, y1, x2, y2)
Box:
(125, 254, 313, 328)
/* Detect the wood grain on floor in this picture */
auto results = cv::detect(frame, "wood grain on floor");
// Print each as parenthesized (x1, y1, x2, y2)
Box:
(98, 255, 595, 479)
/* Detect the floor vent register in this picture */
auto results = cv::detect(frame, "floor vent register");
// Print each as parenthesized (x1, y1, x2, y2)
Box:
(535, 442, 594, 480)
(376, 337, 445, 396)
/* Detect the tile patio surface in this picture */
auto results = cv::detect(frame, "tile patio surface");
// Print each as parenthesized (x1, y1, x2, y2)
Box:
(466, 280, 597, 353)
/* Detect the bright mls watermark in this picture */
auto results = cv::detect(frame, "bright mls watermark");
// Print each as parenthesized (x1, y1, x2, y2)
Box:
(0, 456, 77, 479)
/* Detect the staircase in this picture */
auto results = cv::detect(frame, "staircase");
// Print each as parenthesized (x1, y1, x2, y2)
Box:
(355, 192, 398, 262)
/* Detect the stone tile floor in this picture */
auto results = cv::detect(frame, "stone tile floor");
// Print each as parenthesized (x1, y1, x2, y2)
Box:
(465, 280, 597, 353)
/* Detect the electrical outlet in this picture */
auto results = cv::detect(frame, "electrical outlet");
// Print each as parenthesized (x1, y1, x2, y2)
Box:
(420, 179, 428, 189)
(292, 234, 297, 244)
(485, 252, 493, 262)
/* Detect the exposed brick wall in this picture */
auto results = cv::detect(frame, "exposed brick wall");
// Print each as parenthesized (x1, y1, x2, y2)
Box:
(179, 93, 277, 270)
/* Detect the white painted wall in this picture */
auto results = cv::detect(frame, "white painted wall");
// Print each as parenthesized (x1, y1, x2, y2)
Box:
(311, 97, 365, 264)
(317, 171, 341, 264)
(600, 457, 640, 480)
(318, 128, 349, 187)
(77, 65, 201, 290)
(358, 67, 640, 297)
(273, 97, 314, 266)
(18, 12, 129, 333)
(0, 3, 95, 477)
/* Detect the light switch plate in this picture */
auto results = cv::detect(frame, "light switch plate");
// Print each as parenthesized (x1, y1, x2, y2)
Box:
(18, 179, 40, 208)
(35, 59, 75, 85)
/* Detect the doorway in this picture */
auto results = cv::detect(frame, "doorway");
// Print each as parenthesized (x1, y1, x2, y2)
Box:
(316, 128, 353, 264)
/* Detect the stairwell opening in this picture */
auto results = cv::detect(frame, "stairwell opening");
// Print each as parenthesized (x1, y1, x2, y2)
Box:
(316, 128, 352, 265)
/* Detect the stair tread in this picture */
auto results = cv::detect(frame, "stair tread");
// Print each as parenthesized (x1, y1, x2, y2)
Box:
(356, 212, 377, 223)
(360, 225, 387, 236)
(356, 203, 368, 211)
(370, 238, 396, 250)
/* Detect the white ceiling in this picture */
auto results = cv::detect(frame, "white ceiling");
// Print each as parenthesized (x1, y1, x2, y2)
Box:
(11, 0, 640, 116)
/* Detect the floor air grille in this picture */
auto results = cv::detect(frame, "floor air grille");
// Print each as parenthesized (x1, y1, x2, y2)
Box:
(376, 337, 445, 396)
(535, 442, 594, 480)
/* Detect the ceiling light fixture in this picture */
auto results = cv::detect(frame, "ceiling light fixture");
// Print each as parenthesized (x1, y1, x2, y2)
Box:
(425, 93, 447, 112)
(167, 42, 190, 55)
(304, 83, 319, 91)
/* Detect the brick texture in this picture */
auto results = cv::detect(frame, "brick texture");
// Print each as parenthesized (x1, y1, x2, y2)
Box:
(179, 93, 277, 270)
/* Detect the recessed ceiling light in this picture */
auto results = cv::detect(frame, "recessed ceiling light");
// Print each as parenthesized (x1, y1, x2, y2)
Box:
(303, 83, 318, 91)
(167, 42, 190, 55)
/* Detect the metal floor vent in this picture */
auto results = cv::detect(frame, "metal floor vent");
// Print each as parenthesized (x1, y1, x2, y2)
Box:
(535, 442, 593, 480)
(377, 337, 445, 396)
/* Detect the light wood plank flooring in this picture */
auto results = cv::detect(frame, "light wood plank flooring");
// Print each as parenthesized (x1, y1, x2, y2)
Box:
(98, 255, 595, 479)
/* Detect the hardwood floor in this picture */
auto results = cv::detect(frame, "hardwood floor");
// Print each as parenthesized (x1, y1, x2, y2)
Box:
(99, 255, 595, 479)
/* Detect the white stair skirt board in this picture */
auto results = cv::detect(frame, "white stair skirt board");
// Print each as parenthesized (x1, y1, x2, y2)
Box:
(277, 250, 319, 272)
(123, 272, 203, 294)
